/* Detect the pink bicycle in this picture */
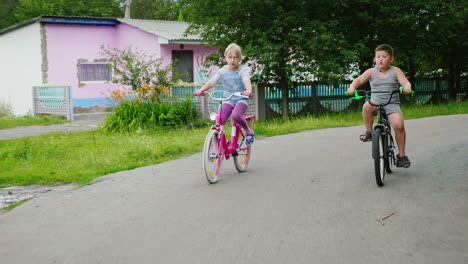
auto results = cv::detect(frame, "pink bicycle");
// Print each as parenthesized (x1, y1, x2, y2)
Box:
(195, 91, 256, 184)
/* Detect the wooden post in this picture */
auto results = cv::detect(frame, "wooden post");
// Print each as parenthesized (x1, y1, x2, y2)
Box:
(256, 83, 265, 120)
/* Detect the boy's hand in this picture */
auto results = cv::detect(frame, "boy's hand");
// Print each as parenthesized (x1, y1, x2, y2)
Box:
(403, 87, 412, 95)
(346, 87, 355, 95)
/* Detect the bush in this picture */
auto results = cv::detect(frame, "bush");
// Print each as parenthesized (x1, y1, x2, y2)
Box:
(0, 100, 12, 118)
(102, 86, 199, 132)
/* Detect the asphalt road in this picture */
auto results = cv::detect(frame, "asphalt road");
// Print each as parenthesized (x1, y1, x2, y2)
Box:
(0, 114, 467, 264)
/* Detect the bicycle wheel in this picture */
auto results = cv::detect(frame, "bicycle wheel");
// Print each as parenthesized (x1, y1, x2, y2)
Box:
(385, 132, 395, 174)
(203, 129, 223, 184)
(233, 131, 251, 172)
(372, 127, 386, 187)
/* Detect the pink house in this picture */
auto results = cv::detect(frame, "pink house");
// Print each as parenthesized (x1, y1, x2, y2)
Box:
(0, 16, 219, 117)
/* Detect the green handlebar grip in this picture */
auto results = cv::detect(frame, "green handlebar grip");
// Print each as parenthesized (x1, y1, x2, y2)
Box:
(400, 86, 415, 96)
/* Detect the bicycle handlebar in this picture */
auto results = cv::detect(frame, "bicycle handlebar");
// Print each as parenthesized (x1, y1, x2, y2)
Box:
(348, 87, 415, 106)
(193, 91, 252, 101)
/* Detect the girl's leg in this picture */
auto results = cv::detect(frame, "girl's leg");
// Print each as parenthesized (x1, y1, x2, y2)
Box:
(220, 103, 234, 125)
(230, 103, 252, 133)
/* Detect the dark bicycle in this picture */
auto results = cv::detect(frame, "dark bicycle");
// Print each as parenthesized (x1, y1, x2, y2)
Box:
(349, 88, 411, 186)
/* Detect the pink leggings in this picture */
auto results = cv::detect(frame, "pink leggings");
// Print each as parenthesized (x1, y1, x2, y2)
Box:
(220, 103, 252, 133)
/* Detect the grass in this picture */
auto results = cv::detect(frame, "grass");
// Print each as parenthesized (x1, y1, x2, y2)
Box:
(2, 198, 32, 212)
(0, 101, 467, 188)
(0, 114, 67, 129)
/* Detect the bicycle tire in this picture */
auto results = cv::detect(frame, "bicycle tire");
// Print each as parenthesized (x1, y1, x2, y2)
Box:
(203, 129, 223, 184)
(385, 132, 395, 174)
(373, 127, 386, 187)
(233, 131, 251, 172)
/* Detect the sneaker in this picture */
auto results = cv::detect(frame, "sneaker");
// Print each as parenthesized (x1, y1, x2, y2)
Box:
(246, 131, 255, 145)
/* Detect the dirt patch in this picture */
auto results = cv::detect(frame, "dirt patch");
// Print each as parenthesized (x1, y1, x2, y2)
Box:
(0, 184, 77, 209)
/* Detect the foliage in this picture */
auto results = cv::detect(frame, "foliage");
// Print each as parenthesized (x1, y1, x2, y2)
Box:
(0, 0, 18, 30)
(102, 86, 198, 132)
(0, 100, 13, 118)
(100, 46, 177, 92)
(184, 0, 359, 118)
(183, 0, 466, 118)
(99, 46, 198, 131)
(128, 0, 184, 21)
(12, 0, 123, 23)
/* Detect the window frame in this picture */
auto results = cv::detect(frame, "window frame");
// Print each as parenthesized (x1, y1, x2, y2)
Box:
(78, 62, 113, 84)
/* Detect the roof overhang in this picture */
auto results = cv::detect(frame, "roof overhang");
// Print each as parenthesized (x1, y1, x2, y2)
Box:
(0, 16, 119, 35)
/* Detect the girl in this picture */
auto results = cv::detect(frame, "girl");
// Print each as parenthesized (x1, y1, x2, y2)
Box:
(194, 43, 255, 145)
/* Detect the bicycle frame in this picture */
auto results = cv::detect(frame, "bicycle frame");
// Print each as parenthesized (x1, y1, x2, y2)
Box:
(197, 91, 256, 183)
(205, 91, 254, 159)
(349, 89, 402, 186)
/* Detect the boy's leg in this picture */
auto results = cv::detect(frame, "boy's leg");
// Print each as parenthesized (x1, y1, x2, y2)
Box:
(361, 102, 377, 140)
(387, 112, 406, 157)
(220, 103, 234, 125)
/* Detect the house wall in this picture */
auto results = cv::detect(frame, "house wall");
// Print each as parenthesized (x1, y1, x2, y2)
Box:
(0, 23, 43, 116)
(0, 19, 220, 116)
(45, 23, 162, 112)
(46, 23, 118, 112)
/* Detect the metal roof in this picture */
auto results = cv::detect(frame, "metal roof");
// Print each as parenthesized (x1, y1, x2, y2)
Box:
(1, 16, 205, 44)
(118, 18, 203, 44)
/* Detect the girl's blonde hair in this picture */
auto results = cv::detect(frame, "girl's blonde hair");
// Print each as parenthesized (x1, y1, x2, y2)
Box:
(224, 43, 243, 60)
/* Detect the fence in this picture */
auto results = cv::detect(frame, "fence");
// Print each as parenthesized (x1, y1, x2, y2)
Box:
(33, 85, 73, 120)
(257, 77, 465, 119)
(169, 77, 465, 120)
(170, 85, 257, 120)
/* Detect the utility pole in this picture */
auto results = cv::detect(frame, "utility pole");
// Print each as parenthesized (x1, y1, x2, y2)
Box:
(124, 0, 132, 19)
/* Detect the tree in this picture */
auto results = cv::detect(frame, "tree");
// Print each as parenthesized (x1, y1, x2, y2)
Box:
(185, 0, 356, 119)
(128, 0, 184, 21)
(0, 0, 19, 30)
(335, 0, 466, 100)
(12, 0, 123, 24)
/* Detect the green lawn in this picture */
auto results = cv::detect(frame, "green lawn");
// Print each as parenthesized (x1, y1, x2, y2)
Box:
(0, 114, 67, 129)
(0, 101, 467, 188)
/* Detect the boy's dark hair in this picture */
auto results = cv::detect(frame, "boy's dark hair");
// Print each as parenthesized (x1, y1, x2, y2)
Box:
(375, 44, 393, 57)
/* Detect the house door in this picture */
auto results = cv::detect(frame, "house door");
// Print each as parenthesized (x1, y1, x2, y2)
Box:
(172, 50, 194, 82)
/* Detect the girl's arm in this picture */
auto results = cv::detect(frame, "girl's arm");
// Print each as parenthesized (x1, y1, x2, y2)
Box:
(394, 67, 412, 94)
(243, 81, 253, 96)
(240, 65, 253, 96)
(347, 68, 373, 95)
(194, 82, 214, 95)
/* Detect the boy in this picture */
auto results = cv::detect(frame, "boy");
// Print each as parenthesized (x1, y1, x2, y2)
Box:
(347, 44, 412, 168)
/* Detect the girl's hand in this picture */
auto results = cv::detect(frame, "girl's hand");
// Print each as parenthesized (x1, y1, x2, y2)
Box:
(194, 89, 204, 96)
(242, 91, 252, 97)
(347, 87, 355, 95)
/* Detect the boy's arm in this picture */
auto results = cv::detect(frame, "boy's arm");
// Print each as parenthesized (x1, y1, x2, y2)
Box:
(347, 68, 373, 95)
(394, 67, 412, 95)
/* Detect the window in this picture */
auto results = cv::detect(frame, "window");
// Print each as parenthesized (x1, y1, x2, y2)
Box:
(79, 62, 112, 83)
